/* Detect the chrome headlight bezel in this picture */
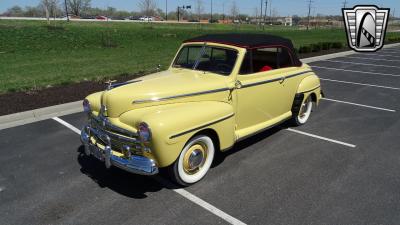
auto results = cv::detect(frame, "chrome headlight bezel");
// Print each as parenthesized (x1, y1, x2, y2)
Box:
(138, 122, 152, 143)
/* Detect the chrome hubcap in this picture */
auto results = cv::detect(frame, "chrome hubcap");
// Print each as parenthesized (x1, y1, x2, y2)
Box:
(183, 143, 207, 175)
(189, 150, 204, 169)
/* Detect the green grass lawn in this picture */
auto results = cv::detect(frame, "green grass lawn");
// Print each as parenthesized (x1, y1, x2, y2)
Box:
(0, 20, 399, 94)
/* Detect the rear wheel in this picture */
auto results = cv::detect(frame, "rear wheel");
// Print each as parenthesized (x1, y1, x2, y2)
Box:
(169, 135, 215, 186)
(292, 95, 313, 126)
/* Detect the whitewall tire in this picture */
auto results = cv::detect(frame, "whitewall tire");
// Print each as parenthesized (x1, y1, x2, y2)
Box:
(169, 135, 215, 186)
(293, 96, 313, 126)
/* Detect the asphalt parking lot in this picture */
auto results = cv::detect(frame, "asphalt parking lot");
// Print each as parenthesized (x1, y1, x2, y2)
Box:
(1, 47, 400, 225)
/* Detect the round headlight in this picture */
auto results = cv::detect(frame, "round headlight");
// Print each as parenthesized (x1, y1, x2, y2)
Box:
(138, 122, 151, 142)
(83, 99, 91, 113)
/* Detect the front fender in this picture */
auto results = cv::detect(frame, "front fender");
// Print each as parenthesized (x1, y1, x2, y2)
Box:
(119, 101, 235, 167)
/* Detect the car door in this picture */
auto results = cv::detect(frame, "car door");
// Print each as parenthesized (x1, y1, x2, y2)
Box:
(234, 47, 294, 132)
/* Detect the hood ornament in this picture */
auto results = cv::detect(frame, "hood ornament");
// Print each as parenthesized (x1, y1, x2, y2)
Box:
(105, 80, 117, 90)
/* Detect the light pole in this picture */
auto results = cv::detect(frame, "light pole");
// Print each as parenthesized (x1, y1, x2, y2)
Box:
(165, 0, 168, 21)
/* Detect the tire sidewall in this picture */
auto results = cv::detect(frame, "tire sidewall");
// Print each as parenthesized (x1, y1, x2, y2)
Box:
(294, 96, 313, 126)
(173, 135, 215, 186)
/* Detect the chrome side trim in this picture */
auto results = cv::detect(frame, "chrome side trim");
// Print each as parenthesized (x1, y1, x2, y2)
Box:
(110, 80, 142, 89)
(285, 70, 313, 79)
(132, 88, 230, 104)
(241, 70, 313, 89)
(299, 85, 321, 94)
(169, 113, 235, 139)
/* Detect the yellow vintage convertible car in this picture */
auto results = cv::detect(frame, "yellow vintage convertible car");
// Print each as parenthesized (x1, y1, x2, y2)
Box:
(81, 34, 323, 186)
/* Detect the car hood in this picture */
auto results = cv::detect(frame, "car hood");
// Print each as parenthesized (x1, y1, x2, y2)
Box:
(101, 69, 231, 117)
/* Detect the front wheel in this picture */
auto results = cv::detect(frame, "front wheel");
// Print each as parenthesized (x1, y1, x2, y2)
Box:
(169, 135, 215, 186)
(292, 96, 313, 126)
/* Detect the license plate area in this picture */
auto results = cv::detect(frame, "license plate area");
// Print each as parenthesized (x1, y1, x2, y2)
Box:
(89, 144, 105, 161)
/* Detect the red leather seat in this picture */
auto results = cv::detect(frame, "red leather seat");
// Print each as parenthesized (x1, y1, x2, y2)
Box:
(260, 65, 273, 72)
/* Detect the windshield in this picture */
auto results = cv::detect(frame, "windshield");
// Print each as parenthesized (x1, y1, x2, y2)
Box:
(173, 45, 238, 75)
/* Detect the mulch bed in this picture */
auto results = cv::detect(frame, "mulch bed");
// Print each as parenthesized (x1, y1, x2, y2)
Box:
(0, 48, 351, 116)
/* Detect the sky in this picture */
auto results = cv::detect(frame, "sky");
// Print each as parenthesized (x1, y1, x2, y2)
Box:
(0, 0, 399, 17)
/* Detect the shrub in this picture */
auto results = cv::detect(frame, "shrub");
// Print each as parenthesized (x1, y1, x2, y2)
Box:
(331, 42, 343, 49)
(311, 43, 322, 52)
(321, 42, 332, 50)
(299, 45, 312, 53)
(388, 37, 400, 42)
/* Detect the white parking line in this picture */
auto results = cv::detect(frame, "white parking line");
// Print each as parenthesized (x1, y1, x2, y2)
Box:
(320, 78, 400, 90)
(312, 65, 400, 77)
(52, 117, 81, 134)
(286, 128, 356, 148)
(52, 117, 247, 225)
(360, 53, 400, 58)
(173, 188, 246, 225)
(324, 60, 400, 69)
(322, 98, 396, 112)
(345, 56, 400, 62)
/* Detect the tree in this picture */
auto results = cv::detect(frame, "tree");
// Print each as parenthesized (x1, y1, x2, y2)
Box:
(138, 0, 157, 17)
(5, 6, 24, 17)
(41, 0, 61, 23)
(156, 8, 165, 19)
(68, 0, 90, 16)
(230, 1, 239, 20)
(106, 6, 116, 17)
(292, 15, 301, 25)
(195, 0, 204, 21)
(24, 6, 43, 17)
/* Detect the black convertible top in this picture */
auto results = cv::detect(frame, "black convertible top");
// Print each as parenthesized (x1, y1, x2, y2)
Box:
(185, 33, 302, 66)
(185, 33, 293, 49)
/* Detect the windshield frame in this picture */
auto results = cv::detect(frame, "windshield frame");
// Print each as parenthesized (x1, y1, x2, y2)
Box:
(172, 44, 239, 76)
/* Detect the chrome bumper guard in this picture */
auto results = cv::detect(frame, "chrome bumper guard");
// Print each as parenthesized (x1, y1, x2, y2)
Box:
(80, 125, 158, 176)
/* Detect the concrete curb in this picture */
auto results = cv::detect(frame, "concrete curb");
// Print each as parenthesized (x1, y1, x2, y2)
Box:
(0, 101, 82, 130)
(301, 42, 400, 64)
(1, 42, 400, 130)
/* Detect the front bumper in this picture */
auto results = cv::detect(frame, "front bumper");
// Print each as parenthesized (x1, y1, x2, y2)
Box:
(80, 125, 158, 176)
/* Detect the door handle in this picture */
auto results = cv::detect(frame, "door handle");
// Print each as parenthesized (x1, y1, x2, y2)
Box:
(235, 80, 242, 89)
(279, 76, 286, 84)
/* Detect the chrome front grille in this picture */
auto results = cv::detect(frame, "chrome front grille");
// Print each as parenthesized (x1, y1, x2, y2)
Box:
(89, 115, 142, 154)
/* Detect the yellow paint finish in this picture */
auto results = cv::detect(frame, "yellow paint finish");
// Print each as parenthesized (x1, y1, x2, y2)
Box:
(117, 101, 235, 167)
(84, 42, 323, 169)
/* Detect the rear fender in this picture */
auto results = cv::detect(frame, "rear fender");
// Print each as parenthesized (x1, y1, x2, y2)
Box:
(296, 74, 322, 105)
